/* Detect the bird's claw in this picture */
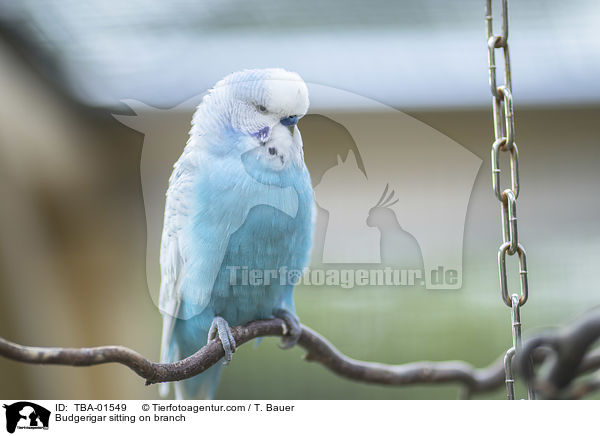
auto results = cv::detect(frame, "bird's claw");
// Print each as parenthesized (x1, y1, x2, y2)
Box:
(208, 316, 237, 365)
(273, 308, 302, 349)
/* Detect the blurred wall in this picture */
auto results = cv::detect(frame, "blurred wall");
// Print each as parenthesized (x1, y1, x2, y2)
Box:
(1, 36, 599, 400)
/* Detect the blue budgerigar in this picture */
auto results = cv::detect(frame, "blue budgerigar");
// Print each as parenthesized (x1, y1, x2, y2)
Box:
(158, 68, 315, 399)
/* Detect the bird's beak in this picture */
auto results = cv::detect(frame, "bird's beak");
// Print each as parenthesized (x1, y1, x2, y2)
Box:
(280, 115, 299, 135)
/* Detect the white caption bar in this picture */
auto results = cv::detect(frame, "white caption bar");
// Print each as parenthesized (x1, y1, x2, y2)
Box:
(0, 400, 594, 435)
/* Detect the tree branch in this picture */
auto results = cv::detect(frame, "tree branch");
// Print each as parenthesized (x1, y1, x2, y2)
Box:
(516, 309, 600, 399)
(1, 318, 599, 396)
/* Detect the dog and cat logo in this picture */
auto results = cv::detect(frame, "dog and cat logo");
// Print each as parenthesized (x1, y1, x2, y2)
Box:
(2, 402, 50, 433)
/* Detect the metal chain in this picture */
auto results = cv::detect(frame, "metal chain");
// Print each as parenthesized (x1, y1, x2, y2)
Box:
(485, 0, 535, 400)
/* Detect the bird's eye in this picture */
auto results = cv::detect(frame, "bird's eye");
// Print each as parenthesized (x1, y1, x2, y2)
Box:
(257, 105, 267, 113)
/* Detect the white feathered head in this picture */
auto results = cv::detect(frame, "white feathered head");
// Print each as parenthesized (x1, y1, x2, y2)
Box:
(190, 68, 310, 169)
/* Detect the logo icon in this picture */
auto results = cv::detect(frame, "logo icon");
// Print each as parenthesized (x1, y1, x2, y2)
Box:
(2, 402, 50, 434)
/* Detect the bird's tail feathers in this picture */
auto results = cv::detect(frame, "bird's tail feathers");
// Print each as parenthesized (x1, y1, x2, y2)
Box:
(174, 363, 224, 400)
(159, 313, 179, 398)
(160, 319, 224, 399)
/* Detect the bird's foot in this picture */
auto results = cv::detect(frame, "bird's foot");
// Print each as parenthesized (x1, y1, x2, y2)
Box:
(273, 308, 302, 349)
(208, 316, 237, 365)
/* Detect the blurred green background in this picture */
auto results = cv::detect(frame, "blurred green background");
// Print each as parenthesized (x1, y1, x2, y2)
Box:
(0, 1, 599, 399)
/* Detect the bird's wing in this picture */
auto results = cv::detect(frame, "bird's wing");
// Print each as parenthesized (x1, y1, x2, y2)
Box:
(158, 150, 244, 362)
(158, 157, 194, 367)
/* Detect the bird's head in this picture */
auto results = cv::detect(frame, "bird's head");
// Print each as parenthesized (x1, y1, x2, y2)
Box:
(192, 68, 309, 170)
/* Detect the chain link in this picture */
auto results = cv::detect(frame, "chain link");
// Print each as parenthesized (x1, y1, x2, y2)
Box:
(500, 189, 518, 255)
(485, 0, 534, 400)
(491, 139, 519, 201)
(494, 86, 515, 150)
(498, 242, 528, 306)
